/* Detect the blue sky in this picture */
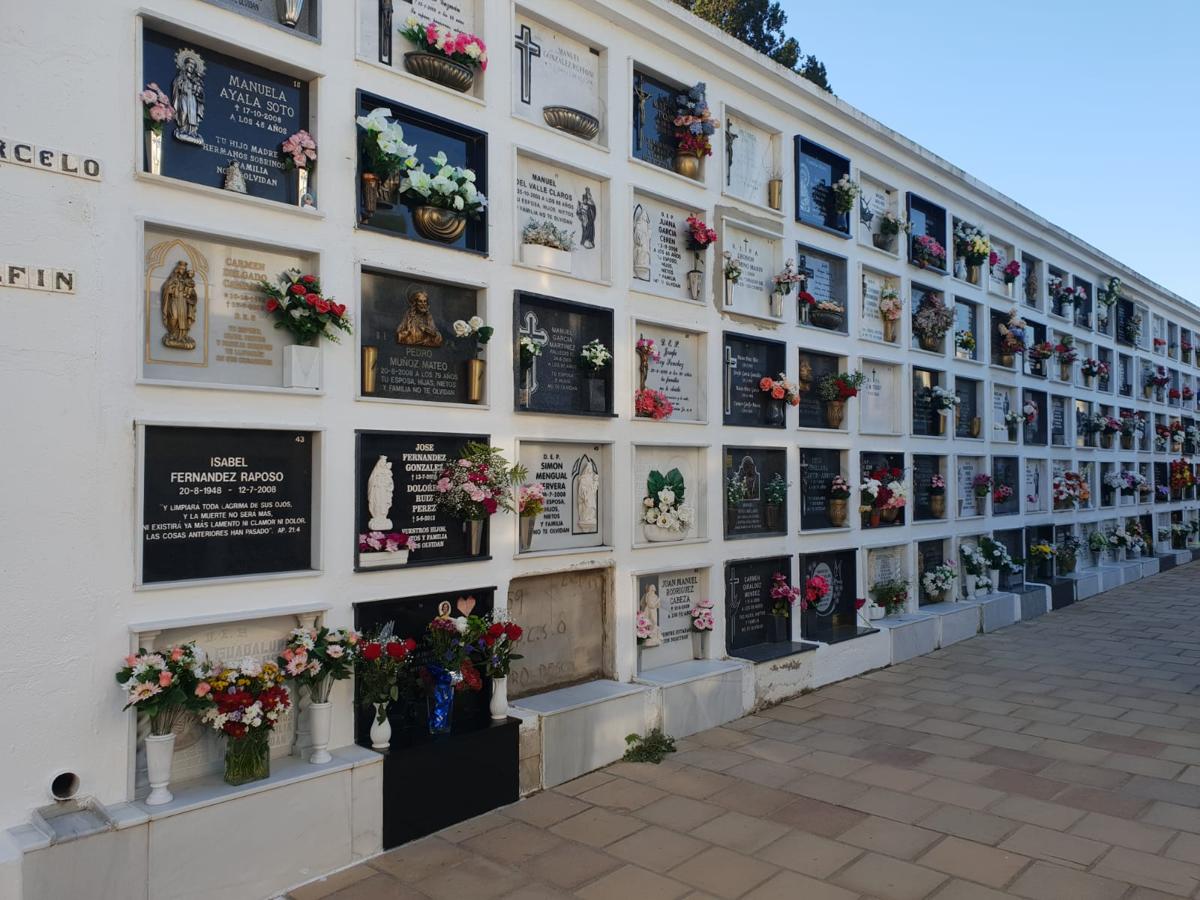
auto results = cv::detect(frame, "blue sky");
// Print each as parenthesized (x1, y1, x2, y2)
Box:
(778, 0, 1198, 302)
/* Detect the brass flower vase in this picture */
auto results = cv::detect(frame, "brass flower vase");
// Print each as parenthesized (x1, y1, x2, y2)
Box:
(466, 358, 485, 404)
(1000, 352, 1015, 368)
(971, 417, 982, 438)
(404, 52, 474, 92)
(542, 106, 600, 141)
(360, 173, 379, 221)
(362, 346, 378, 394)
(673, 153, 701, 180)
(413, 206, 467, 243)
(930, 494, 946, 518)
(967, 265, 981, 285)
(767, 178, 783, 210)
(828, 499, 848, 527)
(824, 400, 846, 429)
(883, 318, 897, 343)
(919, 334, 941, 352)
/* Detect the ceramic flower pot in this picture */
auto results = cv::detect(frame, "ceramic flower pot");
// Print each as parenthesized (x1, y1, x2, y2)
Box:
(824, 400, 846, 429)
(489, 676, 509, 720)
(644, 523, 684, 543)
(770, 292, 784, 318)
(283, 343, 322, 390)
(359, 548, 409, 568)
(370, 702, 391, 750)
(930, 494, 946, 518)
(404, 51, 474, 92)
(307, 701, 332, 765)
(686, 269, 703, 301)
(989, 569, 1000, 592)
(673, 153, 702, 180)
(919, 334, 942, 352)
(522, 243, 572, 272)
(413, 206, 468, 243)
(828, 498, 848, 527)
(144, 732, 175, 806)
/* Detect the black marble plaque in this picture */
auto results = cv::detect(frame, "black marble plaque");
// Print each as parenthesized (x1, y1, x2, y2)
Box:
(355, 430, 490, 568)
(357, 91, 488, 253)
(912, 454, 940, 521)
(1051, 397, 1067, 445)
(143, 29, 309, 203)
(361, 271, 482, 403)
(1116, 299, 1135, 345)
(906, 193, 947, 269)
(993, 456, 1019, 515)
(723, 332, 788, 428)
(861, 452, 905, 528)
(197, 0, 319, 36)
(1154, 463, 1168, 502)
(916, 540, 945, 604)
(725, 556, 791, 652)
(1025, 389, 1048, 444)
(724, 447, 788, 538)
(794, 138, 848, 233)
(800, 448, 841, 530)
(956, 378, 979, 438)
(800, 550, 869, 643)
(1073, 277, 1092, 327)
(141, 425, 313, 584)
(515, 292, 614, 416)
(795, 349, 839, 429)
(631, 70, 678, 170)
(912, 368, 939, 436)
(994, 529, 1025, 589)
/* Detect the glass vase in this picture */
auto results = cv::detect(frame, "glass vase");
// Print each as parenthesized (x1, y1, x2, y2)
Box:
(427, 679, 455, 735)
(224, 731, 270, 786)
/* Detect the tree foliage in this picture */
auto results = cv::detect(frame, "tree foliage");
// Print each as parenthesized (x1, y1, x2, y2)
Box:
(674, 0, 832, 92)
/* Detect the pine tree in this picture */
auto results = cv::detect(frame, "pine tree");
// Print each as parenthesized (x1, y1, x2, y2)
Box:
(674, 0, 832, 92)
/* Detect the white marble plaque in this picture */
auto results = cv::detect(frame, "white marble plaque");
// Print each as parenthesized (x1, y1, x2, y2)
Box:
(405, 0, 474, 29)
(635, 322, 703, 422)
(992, 387, 1014, 439)
(631, 193, 695, 300)
(868, 546, 904, 586)
(957, 459, 979, 516)
(724, 222, 778, 318)
(518, 442, 606, 552)
(725, 116, 772, 205)
(857, 176, 894, 246)
(860, 269, 896, 342)
(638, 569, 703, 670)
(512, 17, 602, 123)
(515, 156, 604, 282)
(859, 363, 900, 434)
(143, 226, 314, 389)
(632, 445, 705, 542)
(989, 239, 1012, 291)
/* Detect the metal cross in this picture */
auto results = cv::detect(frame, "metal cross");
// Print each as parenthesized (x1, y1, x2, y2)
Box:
(725, 119, 738, 186)
(723, 344, 738, 416)
(633, 75, 650, 151)
(378, 0, 393, 65)
(519, 311, 549, 396)
(514, 25, 541, 105)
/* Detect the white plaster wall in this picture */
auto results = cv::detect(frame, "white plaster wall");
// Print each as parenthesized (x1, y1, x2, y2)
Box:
(1, 0, 1198, 832)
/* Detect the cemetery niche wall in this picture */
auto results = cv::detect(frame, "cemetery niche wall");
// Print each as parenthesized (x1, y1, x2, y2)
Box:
(725, 555, 812, 662)
(633, 320, 705, 423)
(515, 291, 614, 416)
(510, 13, 605, 143)
(720, 218, 780, 320)
(723, 446, 788, 538)
(723, 332, 787, 427)
(139, 424, 315, 585)
(636, 568, 707, 671)
(800, 549, 872, 643)
(795, 348, 841, 430)
(794, 136, 849, 235)
(359, 268, 486, 404)
(517, 441, 609, 553)
(632, 444, 707, 545)
(141, 27, 312, 204)
(800, 447, 845, 530)
(514, 152, 607, 282)
(355, 430, 491, 570)
(724, 111, 777, 210)
(200, 0, 319, 36)
(631, 191, 705, 303)
(796, 244, 848, 332)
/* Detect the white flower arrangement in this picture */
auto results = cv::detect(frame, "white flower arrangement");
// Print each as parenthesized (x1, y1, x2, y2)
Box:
(922, 562, 957, 596)
(960, 544, 987, 575)
(831, 174, 861, 213)
(521, 219, 575, 251)
(399, 151, 488, 215)
(930, 385, 960, 414)
(578, 339, 612, 373)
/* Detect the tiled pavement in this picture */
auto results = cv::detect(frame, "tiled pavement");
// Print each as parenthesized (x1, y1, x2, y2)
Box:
(288, 563, 1200, 900)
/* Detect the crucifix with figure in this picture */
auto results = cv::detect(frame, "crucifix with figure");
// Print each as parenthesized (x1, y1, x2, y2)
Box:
(633, 75, 650, 151)
(723, 345, 737, 416)
(519, 311, 548, 406)
(514, 25, 541, 105)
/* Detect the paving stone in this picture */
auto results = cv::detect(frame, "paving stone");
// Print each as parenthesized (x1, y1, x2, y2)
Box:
(1007, 859, 1129, 900)
(667, 846, 778, 900)
(987, 796, 1086, 831)
(765, 796, 868, 838)
(916, 835, 1030, 888)
(607, 825, 709, 873)
(635, 795, 725, 832)
(910, 776, 1005, 811)
(998, 823, 1109, 868)
(831, 852, 947, 900)
(548, 807, 645, 847)
(1091, 846, 1200, 896)
(519, 842, 621, 889)
(740, 870, 860, 900)
(843, 787, 942, 824)
(692, 811, 789, 854)
(575, 864, 690, 900)
(838, 815, 941, 860)
(1069, 811, 1176, 853)
(1141, 801, 1200, 834)
(976, 767, 1067, 801)
(463, 821, 564, 865)
(917, 805, 1019, 846)
(754, 830, 862, 878)
(848, 763, 935, 793)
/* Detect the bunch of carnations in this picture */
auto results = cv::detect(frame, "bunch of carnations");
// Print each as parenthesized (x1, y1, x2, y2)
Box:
(929, 473, 946, 495)
(635, 388, 674, 420)
(357, 632, 417, 722)
(1027, 341, 1054, 362)
(476, 616, 524, 678)
(773, 259, 805, 295)
(399, 16, 488, 70)
(770, 573, 803, 617)
(879, 288, 903, 321)
(358, 531, 413, 553)
(912, 234, 946, 269)
(993, 484, 1014, 504)
(139, 83, 174, 133)
(1052, 475, 1080, 508)
(280, 130, 317, 170)
(259, 269, 352, 345)
(636, 613, 655, 645)
(1001, 258, 1021, 284)
(1081, 358, 1108, 378)
(803, 574, 829, 609)
(434, 442, 520, 520)
(116, 643, 213, 735)
(517, 482, 545, 518)
(759, 374, 802, 406)
(871, 467, 907, 510)
(1154, 338, 1167, 350)
(1048, 276, 1086, 307)
(817, 370, 867, 402)
(278, 626, 359, 703)
(685, 215, 718, 251)
(690, 598, 715, 632)
(829, 474, 852, 499)
(1054, 337, 1078, 363)
(1147, 366, 1170, 389)
(972, 474, 993, 498)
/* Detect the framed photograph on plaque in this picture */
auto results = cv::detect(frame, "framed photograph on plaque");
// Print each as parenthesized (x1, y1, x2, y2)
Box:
(723, 446, 787, 538)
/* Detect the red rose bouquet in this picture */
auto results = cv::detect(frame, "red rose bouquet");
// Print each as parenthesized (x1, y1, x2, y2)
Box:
(477, 616, 524, 678)
(259, 269, 352, 345)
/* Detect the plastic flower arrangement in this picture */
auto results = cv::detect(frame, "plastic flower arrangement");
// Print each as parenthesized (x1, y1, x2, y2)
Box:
(140, 83, 175, 132)
(674, 82, 720, 158)
(955, 330, 976, 353)
(636, 337, 661, 364)
(1108, 527, 1130, 549)
(929, 473, 946, 495)
(690, 598, 716, 632)
(517, 482, 545, 518)
(817, 370, 867, 402)
(1124, 313, 1143, 344)
(278, 627, 359, 703)
(930, 385, 960, 413)
(685, 215, 718, 250)
(1001, 259, 1021, 284)
(912, 234, 946, 269)
(1154, 338, 1168, 350)
(998, 309, 1028, 355)
(723, 251, 742, 283)
(759, 373, 802, 406)
(1004, 410, 1024, 429)
(521, 219, 575, 251)
(399, 16, 488, 70)
(1027, 543, 1054, 563)
(1052, 474, 1081, 508)
(434, 442, 521, 520)
(1119, 411, 1144, 437)
(913, 292, 954, 340)
(116, 643, 213, 735)
(636, 612, 654, 645)
(1048, 276, 1085, 308)
(869, 467, 907, 510)
(1022, 398, 1039, 425)
(478, 616, 524, 678)
(871, 579, 908, 615)
(773, 259, 806, 295)
(280, 130, 317, 171)
(993, 484, 1014, 504)
(879, 288, 903, 321)
(1147, 366, 1170, 389)
(355, 107, 420, 178)
(803, 575, 829, 609)
(878, 210, 910, 236)
(1054, 336, 1078, 363)
(1087, 531, 1111, 553)
(1056, 535, 1081, 563)
(399, 151, 487, 216)
(953, 221, 990, 266)
(358, 531, 412, 554)
(831, 174, 861, 214)
(519, 335, 542, 368)
(972, 474, 993, 497)
(578, 339, 612, 373)
(922, 562, 957, 597)
(260, 269, 352, 345)
(769, 572, 803, 617)
(979, 537, 1019, 572)
(765, 473, 788, 505)
(859, 475, 881, 510)
(642, 468, 693, 534)
(1027, 341, 1055, 362)
(635, 388, 674, 420)
(829, 475, 852, 499)
(451, 316, 493, 357)
(1081, 358, 1109, 378)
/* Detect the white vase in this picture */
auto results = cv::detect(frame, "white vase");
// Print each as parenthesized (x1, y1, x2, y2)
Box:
(686, 269, 703, 301)
(643, 523, 685, 543)
(989, 569, 1000, 592)
(359, 548, 409, 568)
(964, 577, 976, 599)
(868, 605, 886, 620)
(283, 344, 322, 389)
(691, 630, 710, 659)
(144, 732, 175, 806)
(489, 676, 509, 720)
(307, 701, 332, 764)
(370, 702, 391, 750)
(522, 243, 572, 273)
(770, 291, 784, 318)
(143, 129, 163, 176)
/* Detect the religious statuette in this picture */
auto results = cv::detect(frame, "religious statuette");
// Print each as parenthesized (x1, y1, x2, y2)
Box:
(573, 457, 599, 533)
(378, 0, 393, 65)
(160, 260, 199, 350)
(171, 48, 206, 146)
(396, 291, 444, 347)
(277, 0, 304, 26)
(366, 455, 394, 530)
(639, 583, 663, 647)
(576, 188, 597, 250)
(632, 204, 651, 282)
(223, 160, 247, 193)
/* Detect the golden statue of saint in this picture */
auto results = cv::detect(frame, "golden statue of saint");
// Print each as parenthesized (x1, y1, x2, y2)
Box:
(395, 290, 443, 348)
(160, 260, 199, 350)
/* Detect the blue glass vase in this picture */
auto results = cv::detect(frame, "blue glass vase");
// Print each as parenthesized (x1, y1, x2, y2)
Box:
(426, 667, 461, 735)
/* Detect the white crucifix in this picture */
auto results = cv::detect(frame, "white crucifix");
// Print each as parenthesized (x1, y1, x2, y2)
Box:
(724, 344, 737, 416)
(514, 25, 542, 106)
(520, 310, 549, 397)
